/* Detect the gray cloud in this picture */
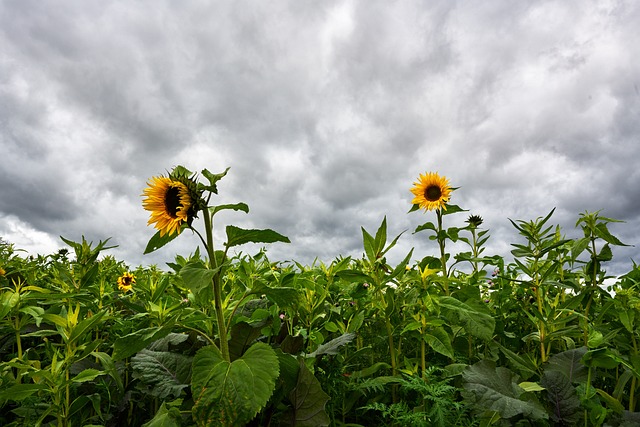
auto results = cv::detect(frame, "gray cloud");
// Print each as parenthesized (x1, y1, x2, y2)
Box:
(0, 0, 638, 277)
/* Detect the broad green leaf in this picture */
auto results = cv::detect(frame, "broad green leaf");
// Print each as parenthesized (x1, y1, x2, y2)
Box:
(595, 223, 628, 246)
(424, 326, 454, 359)
(225, 225, 290, 248)
(191, 342, 279, 427)
(144, 228, 184, 254)
(142, 401, 183, 427)
(228, 322, 263, 361)
(437, 296, 495, 341)
(280, 358, 330, 427)
(72, 368, 105, 383)
(201, 167, 230, 194)
(112, 326, 173, 361)
(442, 203, 467, 215)
(540, 371, 581, 425)
(307, 333, 355, 357)
(336, 270, 374, 284)
(211, 202, 249, 216)
(249, 284, 300, 309)
(132, 349, 192, 399)
(545, 347, 588, 383)
(0, 383, 48, 404)
(68, 310, 106, 343)
(414, 221, 436, 234)
(180, 261, 219, 294)
(462, 360, 548, 421)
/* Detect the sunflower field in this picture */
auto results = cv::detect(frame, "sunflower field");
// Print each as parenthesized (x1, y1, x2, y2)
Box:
(1, 166, 639, 427)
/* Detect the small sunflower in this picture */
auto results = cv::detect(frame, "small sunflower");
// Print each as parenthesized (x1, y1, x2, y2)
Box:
(410, 172, 452, 211)
(142, 176, 193, 236)
(117, 272, 135, 292)
(466, 214, 484, 229)
(0, 267, 5, 277)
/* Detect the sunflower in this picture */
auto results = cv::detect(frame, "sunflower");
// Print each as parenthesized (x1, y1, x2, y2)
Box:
(466, 214, 484, 228)
(410, 172, 452, 211)
(142, 176, 193, 236)
(117, 272, 135, 292)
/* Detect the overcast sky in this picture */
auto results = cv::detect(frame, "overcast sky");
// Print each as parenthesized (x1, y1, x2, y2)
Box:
(1, 1, 638, 277)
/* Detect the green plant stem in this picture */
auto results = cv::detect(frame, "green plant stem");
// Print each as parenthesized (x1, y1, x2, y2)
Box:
(436, 209, 449, 293)
(203, 208, 230, 362)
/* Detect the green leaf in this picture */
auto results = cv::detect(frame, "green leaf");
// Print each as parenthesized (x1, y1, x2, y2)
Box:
(280, 358, 331, 427)
(68, 310, 106, 343)
(462, 360, 548, 421)
(414, 221, 436, 234)
(442, 203, 467, 215)
(180, 261, 219, 294)
(545, 347, 588, 384)
(201, 167, 230, 194)
(437, 296, 495, 341)
(112, 326, 173, 361)
(594, 223, 628, 246)
(142, 401, 183, 427)
(307, 333, 356, 357)
(0, 383, 48, 404)
(336, 270, 374, 284)
(225, 225, 290, 248)
(424, 326, 454, 359)
(144, 228, 184, 254)
(191, 342, 279, 426)
(540, 371, 581, 425)
(132, 349, 192, 399)
(248, 284, 300, 310)
(72, 368, 105, 383)
(228, 322, 263, 361)
(211, 202, 249, 216)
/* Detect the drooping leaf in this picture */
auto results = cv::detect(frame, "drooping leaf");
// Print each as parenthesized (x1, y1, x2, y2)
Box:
(72, 368, 105, 383)
(424, 326, 454, 359)
(0, 384, 48, 405)
(142, 400, 183, 427)
(211, 202, 249, 216)
(144, 227, 185, 254)
(545, 347, 588, 384)
(201, 167, 230, 194)
(307, 333, 356, 357)
(191, 342, 279, 427)
(228, 321, 263, 361)
(180, 261, 220, 294)
(540, 370, 581, 426)
(225, 226, 290, 249)
(437, 296, 495, 341)
(280, 358, 330, 427)
(112, 326, 173, 360)
(462, 360, 548, 421)
(132, 349, 192, 399)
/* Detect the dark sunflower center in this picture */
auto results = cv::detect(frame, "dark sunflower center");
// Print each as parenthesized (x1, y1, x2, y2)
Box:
(164, 186, 182, 218)
(424, 185, 442, 202)
(123, 276, 132, 285)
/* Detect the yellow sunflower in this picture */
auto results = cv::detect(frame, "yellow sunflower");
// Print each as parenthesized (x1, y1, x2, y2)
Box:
(410, 172, 452, 211)
(142, 176, 192, 236)
(117, 272, 135, 292)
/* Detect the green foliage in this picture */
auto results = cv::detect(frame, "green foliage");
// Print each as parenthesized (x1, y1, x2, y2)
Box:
(1, 173, 638, 427)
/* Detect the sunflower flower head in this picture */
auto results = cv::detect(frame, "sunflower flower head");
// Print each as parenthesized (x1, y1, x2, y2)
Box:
(117, 272, 135, 293)
(142, 168, 203, 237)
(466, 214, 484, 229)
(410, 172, 452, 212)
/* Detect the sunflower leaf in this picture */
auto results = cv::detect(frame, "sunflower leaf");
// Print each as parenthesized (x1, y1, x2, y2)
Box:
(201, 167, 230, 194)
(225, 226, 290, 248)
(211, 202, 249, 216)
(191, 343, 279, 426)
(144, 228, 184, 254)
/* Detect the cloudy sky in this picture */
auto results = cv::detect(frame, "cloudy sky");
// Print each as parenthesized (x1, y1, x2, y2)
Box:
(1, 1, 638, 276)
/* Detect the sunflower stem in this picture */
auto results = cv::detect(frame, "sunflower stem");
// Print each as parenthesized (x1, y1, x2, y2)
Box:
(436, 209, 449, 293)
(202, 208, 229, 361)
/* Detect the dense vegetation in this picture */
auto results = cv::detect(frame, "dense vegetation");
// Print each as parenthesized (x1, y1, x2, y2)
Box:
(1, 167, 639, 426)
